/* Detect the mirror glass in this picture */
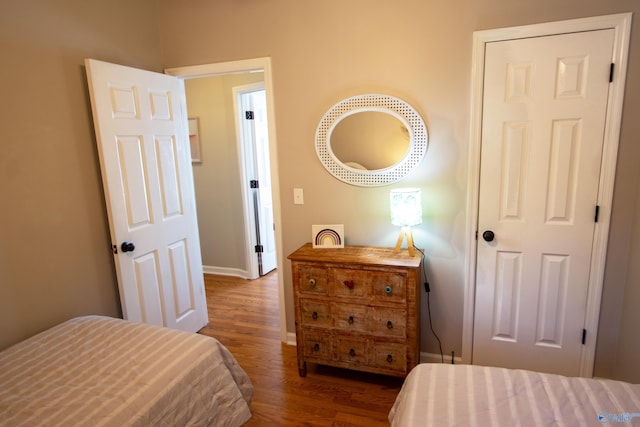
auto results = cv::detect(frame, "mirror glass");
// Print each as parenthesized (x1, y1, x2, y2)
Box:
(330, 111, 410, 171)
(315, 94, 428, 187)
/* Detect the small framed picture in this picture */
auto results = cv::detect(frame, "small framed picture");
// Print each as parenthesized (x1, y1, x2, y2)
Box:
(312, 224, 345, 248)
(188, 117, 202, 163)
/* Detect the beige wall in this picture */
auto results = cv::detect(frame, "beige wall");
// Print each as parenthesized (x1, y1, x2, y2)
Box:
(1, 0, 638, 383)
(185, 73, 264, 272)
(157, 0, 640, 381)
(0, 0, 164, 350)
(612, 179, 640, 379)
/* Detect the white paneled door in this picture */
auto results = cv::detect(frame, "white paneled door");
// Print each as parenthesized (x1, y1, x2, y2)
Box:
(473, 30, 614, 375)
(237, 87, 277, 276)
(85, 59, 208, 333)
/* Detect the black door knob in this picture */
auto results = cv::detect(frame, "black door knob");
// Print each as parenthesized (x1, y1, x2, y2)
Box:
(121, 242, 135, 253)
(482, 231, 495, 242)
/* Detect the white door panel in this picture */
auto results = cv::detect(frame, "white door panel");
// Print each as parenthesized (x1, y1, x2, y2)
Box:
(473, 30, 614, 375)
(85, 59, 208, 333)
(253, 89, 277, 274)
(236, 86, 277, 276)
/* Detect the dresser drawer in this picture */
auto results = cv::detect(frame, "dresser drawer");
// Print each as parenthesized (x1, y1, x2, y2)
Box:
(369, 307, 407, 339)
(299, 300, 332, 328)
(335, 336, 368, 365)
(301, 331, 332, 360)
(332, 268, 370, 298)
(298, 265, 329, 295)
(333, 303, 368, 334)
(370, 271, 407, 303)
(371, 342, 407, 372)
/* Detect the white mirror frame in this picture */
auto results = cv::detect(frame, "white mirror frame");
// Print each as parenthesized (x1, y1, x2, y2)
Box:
(315, 94, 428, 187)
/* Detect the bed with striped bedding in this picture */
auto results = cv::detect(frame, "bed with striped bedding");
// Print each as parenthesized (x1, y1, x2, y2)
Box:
(389, 363, 640, 426)
(0, 315, 253, 426)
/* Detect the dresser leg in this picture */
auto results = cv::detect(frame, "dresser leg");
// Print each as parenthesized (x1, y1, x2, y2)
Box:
(298, 360, 307, 377)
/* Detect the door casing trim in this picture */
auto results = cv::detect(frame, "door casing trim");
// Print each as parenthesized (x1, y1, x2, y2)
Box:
(462, 13, 632, 376)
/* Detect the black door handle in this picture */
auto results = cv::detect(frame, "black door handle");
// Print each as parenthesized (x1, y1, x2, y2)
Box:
(121, 242, 135, 253)
(482, 231, 495, 242)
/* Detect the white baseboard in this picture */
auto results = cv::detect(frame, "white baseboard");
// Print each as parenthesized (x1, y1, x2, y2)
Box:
(285, 332, 297, 346)
(421, 351, 463, 365)
(202, 265, 249, 279)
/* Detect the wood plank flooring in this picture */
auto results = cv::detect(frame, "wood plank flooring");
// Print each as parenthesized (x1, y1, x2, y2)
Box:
(198, 272, 404, 426)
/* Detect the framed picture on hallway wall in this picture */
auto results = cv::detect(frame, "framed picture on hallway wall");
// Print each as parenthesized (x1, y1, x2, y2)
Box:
(188, 117, 202, 163)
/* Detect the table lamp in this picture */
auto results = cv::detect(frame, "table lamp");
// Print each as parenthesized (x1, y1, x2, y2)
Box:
(390, 188, 422, 256)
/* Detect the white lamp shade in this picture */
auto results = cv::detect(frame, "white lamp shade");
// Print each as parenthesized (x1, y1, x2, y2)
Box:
(390, 188, 422, 227)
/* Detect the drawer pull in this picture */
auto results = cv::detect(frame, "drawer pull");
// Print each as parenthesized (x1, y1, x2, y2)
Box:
(387, 354, 393, 363)
(349, 348, 356, 357)
(313, 343, 320, 352)
(348, 316, 354, 324)
(308, 278, 317, 287)
(387, 320, 393, 329)
(384, 285, 393, 294)
(343, 280, 355, 289)
(312, 311, 318, 320)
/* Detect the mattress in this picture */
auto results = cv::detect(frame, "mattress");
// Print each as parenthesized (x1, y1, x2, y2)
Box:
(0, 315, 253, 426)
(389, 363, 640, 426)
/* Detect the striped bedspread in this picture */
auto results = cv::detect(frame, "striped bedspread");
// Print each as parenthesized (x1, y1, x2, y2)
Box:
(389, 363, 640, 426)
(0, 316, 253, 426)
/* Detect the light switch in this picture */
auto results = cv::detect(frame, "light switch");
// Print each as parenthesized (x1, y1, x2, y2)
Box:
(293, 188, 304, 205)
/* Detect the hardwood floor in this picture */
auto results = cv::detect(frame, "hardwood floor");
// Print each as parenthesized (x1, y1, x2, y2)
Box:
(199, 272, 404, 426)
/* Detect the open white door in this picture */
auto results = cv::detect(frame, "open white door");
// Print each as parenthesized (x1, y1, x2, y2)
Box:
(85, 59, 208, 333)
(236, 85, 277, 277)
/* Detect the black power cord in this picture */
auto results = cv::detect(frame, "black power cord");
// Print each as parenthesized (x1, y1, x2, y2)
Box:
(413, 245, 444, 363)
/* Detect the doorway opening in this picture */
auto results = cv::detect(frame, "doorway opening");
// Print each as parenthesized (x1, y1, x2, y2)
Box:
(166, 58, 288, 343)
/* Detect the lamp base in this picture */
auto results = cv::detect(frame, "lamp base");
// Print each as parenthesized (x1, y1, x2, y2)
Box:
(393, 226, 415, 256)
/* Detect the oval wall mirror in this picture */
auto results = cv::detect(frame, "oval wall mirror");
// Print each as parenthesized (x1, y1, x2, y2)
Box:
(315, 94, 428, 187)
(330, 111, 410, 171)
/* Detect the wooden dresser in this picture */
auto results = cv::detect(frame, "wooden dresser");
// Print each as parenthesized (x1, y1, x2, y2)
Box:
(288, 243, 422, 378)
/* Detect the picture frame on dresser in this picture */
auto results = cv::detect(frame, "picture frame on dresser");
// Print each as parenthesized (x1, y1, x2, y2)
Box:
(311, 224, 345, 248)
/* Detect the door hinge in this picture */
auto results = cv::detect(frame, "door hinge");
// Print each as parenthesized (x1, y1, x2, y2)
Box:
(595, 205, 600, 223)
(582, 328, 587, 345)
(250, 180, 259, 189)
(255, 244, 264, 253)
(245, 110, 254, 120)
(609, 63, 615, 83)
